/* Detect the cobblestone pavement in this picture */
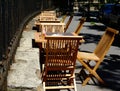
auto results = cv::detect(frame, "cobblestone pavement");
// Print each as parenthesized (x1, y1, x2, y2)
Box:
(7, 12, 120, 91)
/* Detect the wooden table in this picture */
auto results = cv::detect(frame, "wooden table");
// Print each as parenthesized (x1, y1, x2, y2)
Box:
(34, 32, 82, 43)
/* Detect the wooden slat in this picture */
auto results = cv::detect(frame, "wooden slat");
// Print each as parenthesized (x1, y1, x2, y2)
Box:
(41, 35, 82, 91)
(45, 85, 75, 89)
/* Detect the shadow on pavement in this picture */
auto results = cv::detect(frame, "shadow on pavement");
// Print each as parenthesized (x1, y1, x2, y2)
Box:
(80, 23, 120, 47)
(76, 20, 120, 91)
(83, 23, 106, 31)
(98, 54, 120, 91)
(79, 33, 101, 44)
(113, 34, 120, 47)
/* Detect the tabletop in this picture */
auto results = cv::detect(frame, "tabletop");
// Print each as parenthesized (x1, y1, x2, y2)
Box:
(34, 32, 82, 43)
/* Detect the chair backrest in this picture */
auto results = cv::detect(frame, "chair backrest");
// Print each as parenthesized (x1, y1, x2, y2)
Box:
(74, 17, 86, 34)
(64, 15, 73, 32)
(40, 23, 65, 33)
(40, 11, 56, 16)
(60, 14, 67, 23)
(43, 36, 82, 85)
(39, 16, 56, 21)
(60, 12, 69, 23)
(94, 27, 119, 60)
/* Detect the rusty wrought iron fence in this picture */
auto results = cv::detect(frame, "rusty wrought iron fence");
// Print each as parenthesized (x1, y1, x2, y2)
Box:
(0, 0, 53, 90)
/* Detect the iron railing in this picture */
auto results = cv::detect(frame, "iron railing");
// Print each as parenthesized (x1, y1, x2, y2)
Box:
(0, 0, 53, 90)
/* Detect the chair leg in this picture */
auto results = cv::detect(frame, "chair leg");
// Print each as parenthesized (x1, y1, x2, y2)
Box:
(92, 70, 104, 84)
(78, 60, 91, 84)
(79, 68, 87, 78)
(73, 78, 77, 91)
(82, 76, 91, 86)
(79, 60, 104, 85)
(82, 70, 104, 86)
(43, 82, 46, 91)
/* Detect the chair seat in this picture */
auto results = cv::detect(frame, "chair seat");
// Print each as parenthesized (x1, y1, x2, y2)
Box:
(77, 52, 100, 61)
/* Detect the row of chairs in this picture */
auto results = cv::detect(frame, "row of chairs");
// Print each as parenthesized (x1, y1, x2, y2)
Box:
(63, 13, 119, 86)
(62, 14, 119, 86)
(63, 14, 86, 34)
(40, 13, 86, 91)
(36, 11, 86, 35)
(40, 12, 119, 91)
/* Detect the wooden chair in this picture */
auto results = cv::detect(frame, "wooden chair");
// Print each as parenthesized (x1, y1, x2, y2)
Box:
(74, 17, 86, 35)
(64, 15, 74, 32)
(39, 16, 56, 21)
(60, 14, 67, 23)
(39, 23, 65, 33)
(60, 12, 69, 23)
(77, 27, 119, 86)
(42, 36, 83, 91)
(39, 11, 57, 21)
(40, 11, 56, 17)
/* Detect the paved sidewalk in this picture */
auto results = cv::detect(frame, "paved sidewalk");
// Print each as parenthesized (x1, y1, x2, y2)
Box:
(7, 13, 120, 91)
